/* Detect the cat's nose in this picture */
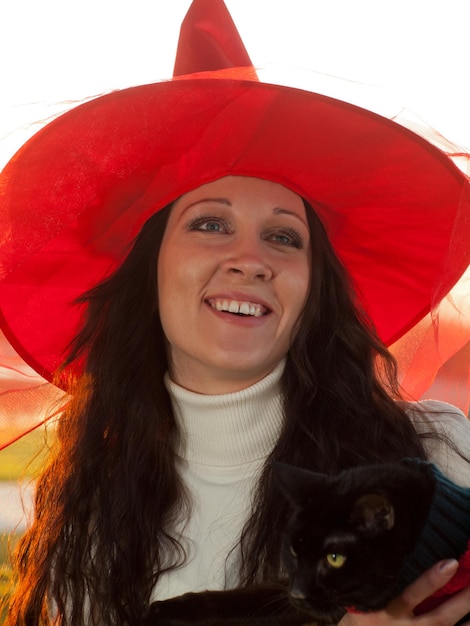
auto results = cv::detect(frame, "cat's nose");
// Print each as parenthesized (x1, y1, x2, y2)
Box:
(290, 585, 307, 600)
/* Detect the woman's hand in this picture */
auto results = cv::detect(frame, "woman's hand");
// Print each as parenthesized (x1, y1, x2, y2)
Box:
(338, 559, 470, 625)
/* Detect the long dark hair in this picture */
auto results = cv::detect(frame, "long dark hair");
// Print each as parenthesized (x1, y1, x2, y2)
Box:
(7, 198, 429, 624)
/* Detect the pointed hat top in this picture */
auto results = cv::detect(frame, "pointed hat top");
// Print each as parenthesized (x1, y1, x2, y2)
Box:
(173, 0, 253, 76)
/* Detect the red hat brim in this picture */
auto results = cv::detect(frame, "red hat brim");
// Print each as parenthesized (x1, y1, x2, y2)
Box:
(1, 69, 469, 386)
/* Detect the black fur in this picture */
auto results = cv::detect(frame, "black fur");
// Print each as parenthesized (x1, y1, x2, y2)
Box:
(142, 583, 324, 625)
(273, 460, 435, 620)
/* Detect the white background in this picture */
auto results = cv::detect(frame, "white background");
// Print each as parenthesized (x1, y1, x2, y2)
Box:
(1, 0, 469, 161)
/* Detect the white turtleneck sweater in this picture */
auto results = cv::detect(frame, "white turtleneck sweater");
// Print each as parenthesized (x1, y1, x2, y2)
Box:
(152, 362, 285, 602)
(150, 362, 470, 603)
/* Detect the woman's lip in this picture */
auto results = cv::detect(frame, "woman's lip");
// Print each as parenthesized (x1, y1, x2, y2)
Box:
(206, 298, 269, 317)
(205, 292, 273, 312)
(204, 300, 271, 324)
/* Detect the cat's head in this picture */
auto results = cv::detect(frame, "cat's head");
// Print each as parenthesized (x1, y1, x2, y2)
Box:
(273, 461, 430, 620)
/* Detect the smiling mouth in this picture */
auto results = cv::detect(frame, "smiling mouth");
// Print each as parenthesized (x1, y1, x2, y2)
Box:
(207, 298, 269, 317)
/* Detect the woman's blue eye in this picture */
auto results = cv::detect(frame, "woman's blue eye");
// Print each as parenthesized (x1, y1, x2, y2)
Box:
(269, 230, 303, 248)
(187, 217, 228, 232)
(275, 234, 293, 244)
(202, 221, 222, 231)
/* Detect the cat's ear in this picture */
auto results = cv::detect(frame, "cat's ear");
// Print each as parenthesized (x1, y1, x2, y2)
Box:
(272, 462, 326, 507)
(350, 493, 395, 535)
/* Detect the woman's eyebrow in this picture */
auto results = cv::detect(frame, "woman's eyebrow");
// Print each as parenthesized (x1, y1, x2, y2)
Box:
(273, 207, 308, 226)
(183, 197, 232, 213)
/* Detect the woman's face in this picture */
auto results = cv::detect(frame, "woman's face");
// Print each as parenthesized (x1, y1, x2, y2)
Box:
(158, 176, 311, 393)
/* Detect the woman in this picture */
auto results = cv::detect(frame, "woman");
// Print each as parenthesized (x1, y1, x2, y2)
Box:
(5, 177, 470, 625)
(1, 1, 470, 624)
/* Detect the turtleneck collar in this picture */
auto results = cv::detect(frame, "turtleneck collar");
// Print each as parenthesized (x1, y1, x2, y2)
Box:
(164, 361, 285, 467)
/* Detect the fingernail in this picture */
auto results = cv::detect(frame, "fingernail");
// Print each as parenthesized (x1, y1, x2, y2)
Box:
(439, 559, 459, 575)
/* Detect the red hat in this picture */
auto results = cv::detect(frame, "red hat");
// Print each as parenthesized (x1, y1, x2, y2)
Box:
(0, 0, 469, 389)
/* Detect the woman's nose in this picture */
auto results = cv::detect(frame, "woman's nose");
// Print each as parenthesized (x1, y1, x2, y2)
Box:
(221, 240, 273, 281)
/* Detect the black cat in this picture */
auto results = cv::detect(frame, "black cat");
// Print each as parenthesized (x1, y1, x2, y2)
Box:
(274, 458, 470, 623)
(142, 458, 470, 625)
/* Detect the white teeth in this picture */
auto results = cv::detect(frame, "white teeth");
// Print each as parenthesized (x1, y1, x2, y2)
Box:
(209, 298, 266, 317)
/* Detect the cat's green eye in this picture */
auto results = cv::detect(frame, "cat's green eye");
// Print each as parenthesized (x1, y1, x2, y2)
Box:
(326, 553, 347, 569)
